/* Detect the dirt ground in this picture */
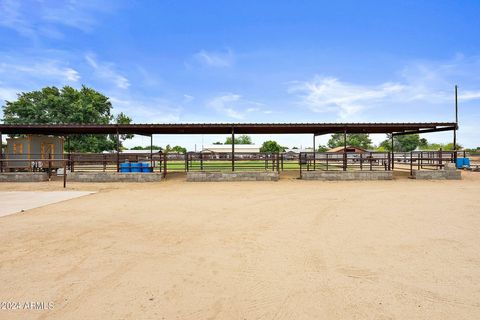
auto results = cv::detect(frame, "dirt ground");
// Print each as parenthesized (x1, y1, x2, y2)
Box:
(0, 171, 479, 319)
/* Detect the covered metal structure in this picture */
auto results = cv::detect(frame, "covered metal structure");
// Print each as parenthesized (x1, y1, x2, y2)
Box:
(0, 122, 457, 135)
(0, 122, 458, 173)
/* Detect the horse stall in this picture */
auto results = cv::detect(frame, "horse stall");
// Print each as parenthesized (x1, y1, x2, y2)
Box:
(4, 135, 64, 171)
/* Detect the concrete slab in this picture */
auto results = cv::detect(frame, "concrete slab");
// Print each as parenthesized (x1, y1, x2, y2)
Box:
(0, 191, 94, 218)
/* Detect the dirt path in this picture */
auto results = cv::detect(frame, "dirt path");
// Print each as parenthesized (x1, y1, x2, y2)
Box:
(0, 172, 479, 319)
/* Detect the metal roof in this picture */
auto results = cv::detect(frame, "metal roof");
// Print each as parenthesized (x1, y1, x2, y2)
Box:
(0, 122, 457, 135)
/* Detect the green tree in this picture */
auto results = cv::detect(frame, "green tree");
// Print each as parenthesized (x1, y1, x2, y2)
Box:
(2, 86, 133, 152)
(379, 134, 420, 152)
(317, 145, 328, 152)
(327, 133, 372, 149)
(225, 135, 252, 144)
(130, 145, 162, 150)
(164, 145, 187, 154)
(260, 140, 286, 153)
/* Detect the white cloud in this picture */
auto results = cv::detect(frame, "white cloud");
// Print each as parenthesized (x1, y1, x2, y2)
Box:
(207, 94, 244, 119)
(193, 49, 234, 67)
(0, 60, 80, 82)
(85, 54, 130, 89)
(289, 77, 404, 119)
(109, 96, 181, 123)
(183, 94, 195, 103)
(0, 0, 118, 39)
(207, 93, 265, 119)
(290, 56, 480, 119)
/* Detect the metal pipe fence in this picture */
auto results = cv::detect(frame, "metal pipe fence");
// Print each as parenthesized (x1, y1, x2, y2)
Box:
(185, 152, 280, 172)
(299, 152, 392, 172)
(0, 150, 472, 178)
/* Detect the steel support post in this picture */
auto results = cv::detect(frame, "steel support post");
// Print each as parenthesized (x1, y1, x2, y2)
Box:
(391, 134, 394, 170)
(343, 130, 347, 171)
(116, 129, 120, 172)
(231, 128, 235, 172)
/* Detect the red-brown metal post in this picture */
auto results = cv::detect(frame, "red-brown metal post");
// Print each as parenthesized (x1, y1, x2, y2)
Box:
(150, 134, 153, 169)
(313, 134, 316, 170)
(410, 151, 413, 176)
(163, 152, 167, 178)
(439, 148, 443, 168)
(231, 128, 235, 171)
(48, 152, 52, 180)
(116, 128, 120, 172)
(343, 130, 347, 171)
(63, 160, 67, 188)
(453, 85, 458, 164)
(391, 134, 395, 170)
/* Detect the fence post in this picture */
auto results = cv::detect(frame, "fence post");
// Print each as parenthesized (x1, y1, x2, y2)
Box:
(391, 151, 395, 170)
(200, 152, 203, 170)
(63, 160, 67, 188)
(103, 154, 106, 172)
(48, 152, 52, 181)
(281, 153, 284, 171)
(184, 153, 188, 172)
(369, 152, 372, 171)
(326, 153, 329, 171)
(163, 153, 167, 178)
(299, 153, 303, 175)
(439, 148, 443, 169)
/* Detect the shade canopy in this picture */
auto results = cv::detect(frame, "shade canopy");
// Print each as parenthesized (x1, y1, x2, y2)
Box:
(0, 122, 457, 136)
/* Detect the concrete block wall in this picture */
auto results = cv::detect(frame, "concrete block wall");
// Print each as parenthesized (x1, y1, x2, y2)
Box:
(68, 172, 163, 182)
(412, 169, 461, 180)
(301, 170, 393, 181)
(187, 171, 279, 182)
(0, 172, 49, 182)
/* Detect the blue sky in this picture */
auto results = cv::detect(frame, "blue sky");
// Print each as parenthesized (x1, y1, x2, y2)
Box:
(0, 0, 479, 149)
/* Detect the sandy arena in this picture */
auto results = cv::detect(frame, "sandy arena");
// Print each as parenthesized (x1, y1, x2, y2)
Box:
(0, 172, 479, 319)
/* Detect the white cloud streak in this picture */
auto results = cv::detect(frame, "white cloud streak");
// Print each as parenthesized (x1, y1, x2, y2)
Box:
(289, 77, 404, 119)
(290, 57, 480, 119)
(109, 96, 181, 123)
(85, 54, 130, 89)
(0, 0, 118, 39)
(193, 49, 234, 67)
(207, 93, 265, 119)
(0, 60, 80, 82)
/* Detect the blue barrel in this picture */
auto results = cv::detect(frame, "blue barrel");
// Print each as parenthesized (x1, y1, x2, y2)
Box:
(141, 162, 152, 173)
(464, 158, 470, 168)
(130, 162, 142, 172)
(456, 158, 464, 169)
(120, 162, 131, 173)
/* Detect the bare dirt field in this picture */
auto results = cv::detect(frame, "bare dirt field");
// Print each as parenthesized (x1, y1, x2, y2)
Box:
(0, 172, 479, 319)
